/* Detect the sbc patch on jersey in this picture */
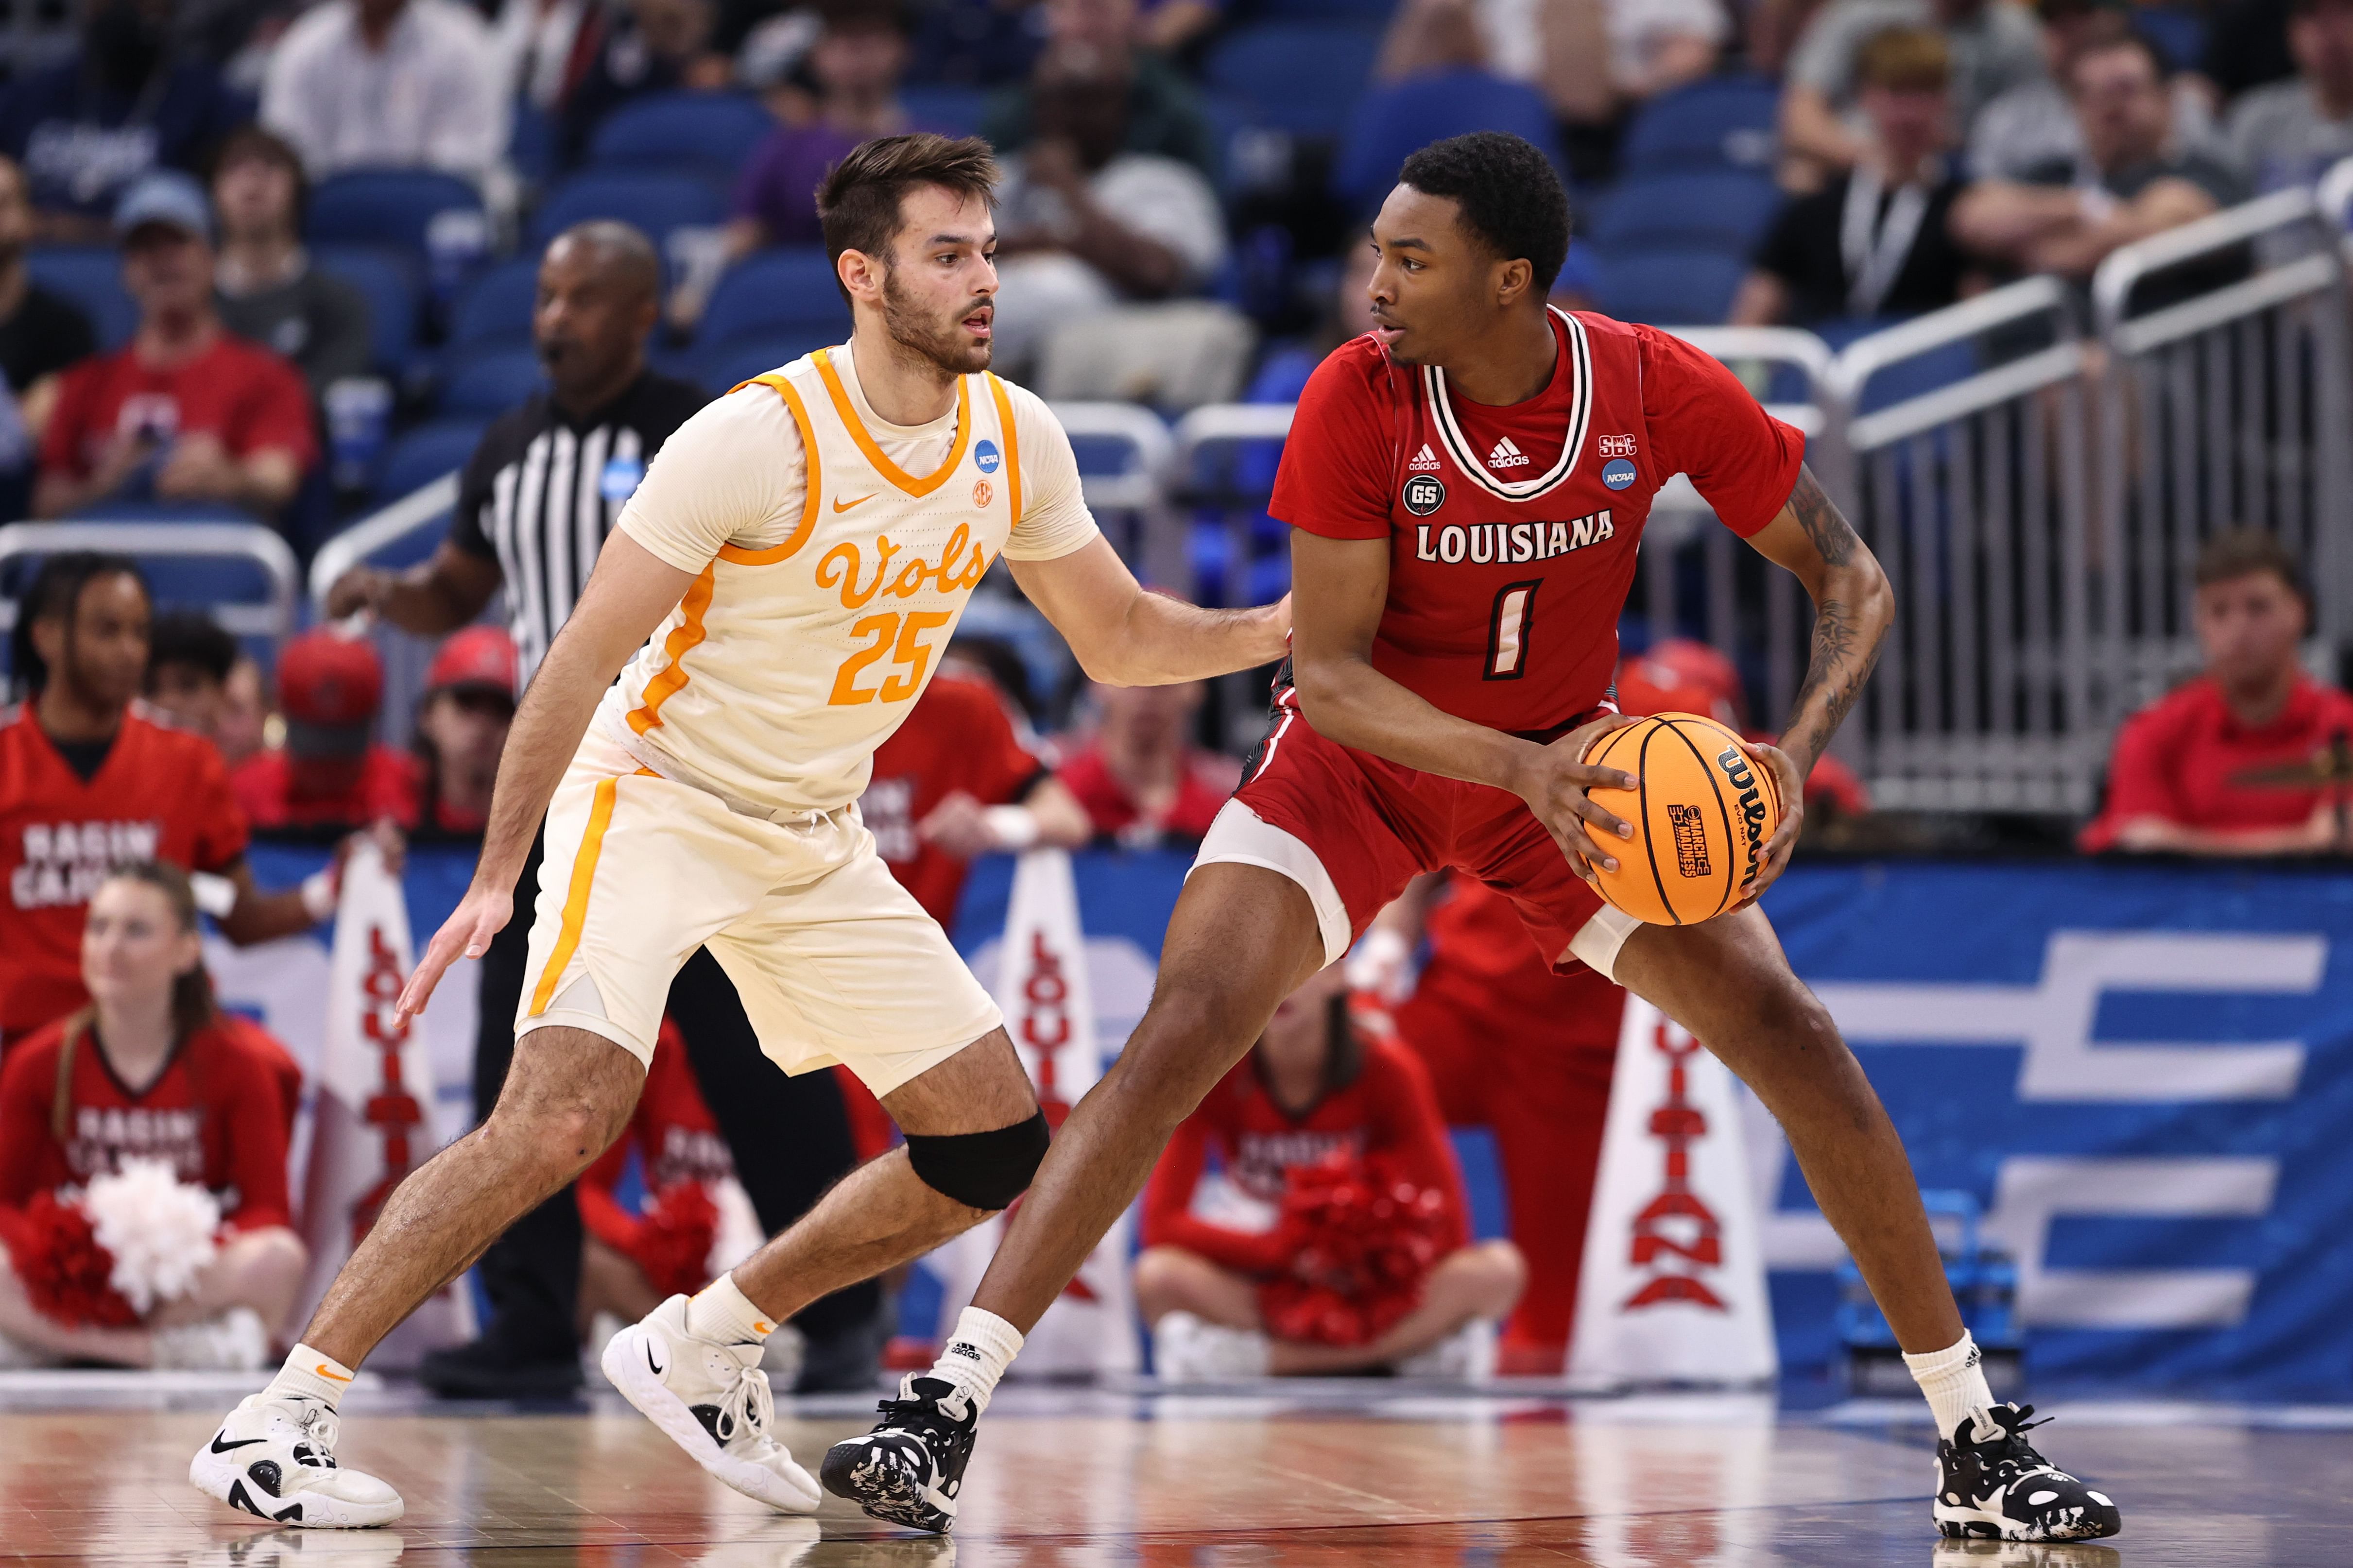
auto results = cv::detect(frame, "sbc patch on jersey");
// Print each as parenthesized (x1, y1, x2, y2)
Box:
(1602, 459, 1637, 490)
(1403, 474, 1445, 515)
(1598, 433, 1637, 458)
(974, 439, 1002, 474)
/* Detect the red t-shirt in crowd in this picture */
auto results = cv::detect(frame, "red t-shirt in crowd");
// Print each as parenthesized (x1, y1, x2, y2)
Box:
(578, 1021, 734, 1253)
(861, 674, 1048, 927)
(231, 746, 421, 833)
(0, 707, 248, 1043)
(1056, 744, 1237, 845)
(2080, 674, 2353, 851)
(41, 334, 317, 482)
(0, 1013, 295, 1232)
(1142, 1033, 1470, 1274)
(1269, 313, 1804, 732)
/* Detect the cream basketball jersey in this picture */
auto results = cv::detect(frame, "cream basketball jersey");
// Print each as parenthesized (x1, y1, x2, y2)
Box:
(593, 344, 1099, 814)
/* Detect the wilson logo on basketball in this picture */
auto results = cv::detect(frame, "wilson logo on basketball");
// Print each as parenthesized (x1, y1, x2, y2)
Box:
(1414, 510, 1614, 565)
(1667, 803, 1711, 878)
(1717, 745, 1771, 886)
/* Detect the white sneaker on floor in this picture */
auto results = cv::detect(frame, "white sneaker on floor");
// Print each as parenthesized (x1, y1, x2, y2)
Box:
(154, 1306, 270, 1371)
(1151, 1311, 1271, 1383)
(1394, 1318, 1498, 1381)
(601, 1293, 821, 1513)
(189, 1393, 404, 1528)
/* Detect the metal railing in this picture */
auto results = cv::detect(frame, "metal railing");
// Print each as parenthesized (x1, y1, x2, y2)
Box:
(0, 521, 300, 645)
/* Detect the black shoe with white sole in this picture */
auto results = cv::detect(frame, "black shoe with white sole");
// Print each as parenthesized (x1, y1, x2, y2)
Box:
(819, 1375, 979, 1534)
(1934, 1403, 2122, 1542)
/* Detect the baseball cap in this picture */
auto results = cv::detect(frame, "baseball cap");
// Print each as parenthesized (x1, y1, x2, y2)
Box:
(424, 626, 518, 703)
(114, 170, 214, 244)
(277, 629, 382, 757)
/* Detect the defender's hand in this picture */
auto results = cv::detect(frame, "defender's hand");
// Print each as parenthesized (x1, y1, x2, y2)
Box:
(398, 880, 513, 1017)
(1513, 712, 1641, 883)
(1731, 738, 1806, 908)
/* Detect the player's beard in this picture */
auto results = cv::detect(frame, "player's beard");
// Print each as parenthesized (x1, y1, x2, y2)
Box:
(882, 269, 992, 376)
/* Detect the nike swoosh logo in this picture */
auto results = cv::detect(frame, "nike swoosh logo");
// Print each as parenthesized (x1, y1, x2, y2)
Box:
(314, 1363, 353, 1382)
(833, 493, 876, 512)
(646, 1342, 666, 1378)
(210, 1434, 266, 1453)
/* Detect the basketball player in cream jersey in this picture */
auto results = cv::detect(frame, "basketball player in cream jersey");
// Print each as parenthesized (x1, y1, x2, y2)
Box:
(189, 134, 1289, 1529)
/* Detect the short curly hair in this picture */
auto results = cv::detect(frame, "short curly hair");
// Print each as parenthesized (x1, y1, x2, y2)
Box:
(1396, 132, 1570, 291)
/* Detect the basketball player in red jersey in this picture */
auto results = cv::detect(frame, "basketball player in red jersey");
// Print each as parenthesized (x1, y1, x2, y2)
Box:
(828, 134, 2120, 1544)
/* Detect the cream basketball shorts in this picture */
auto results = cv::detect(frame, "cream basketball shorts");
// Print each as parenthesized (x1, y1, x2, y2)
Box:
(515, 729, 1003, 1095)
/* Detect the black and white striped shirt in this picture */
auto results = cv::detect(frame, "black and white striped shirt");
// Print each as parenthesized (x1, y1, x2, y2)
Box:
(448, 371, 710, 686)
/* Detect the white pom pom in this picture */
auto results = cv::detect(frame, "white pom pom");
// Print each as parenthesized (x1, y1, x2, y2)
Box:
(706, 1176, 766, 1279)
(80, 1159, 221, 1315)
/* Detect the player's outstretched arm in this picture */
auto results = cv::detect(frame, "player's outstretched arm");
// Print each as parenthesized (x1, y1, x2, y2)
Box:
(1010, 535, 1289, 685)
(397, 530, 696, 1016)
(1738, 463, 1895, 893)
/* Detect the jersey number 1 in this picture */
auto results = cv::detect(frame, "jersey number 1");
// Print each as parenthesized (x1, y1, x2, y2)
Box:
(1486, 581, 1539, 680)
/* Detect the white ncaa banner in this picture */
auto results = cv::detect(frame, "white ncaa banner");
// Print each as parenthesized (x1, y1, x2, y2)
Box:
(931, 849, 1138, 1378)
(1567, 996, 1776, 1388)
(291, 844, 473, 1367)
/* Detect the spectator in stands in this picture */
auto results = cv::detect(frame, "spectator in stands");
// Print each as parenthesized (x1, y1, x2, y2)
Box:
(1056, 680, 1238, 847)
(559, 0, 732, 168)
(410, 626, 517, 837)
(0, 863, 308, 1369)
(2081, 529, 2353, 854)
(981, 0, 1216, 178)
(261, 0, 508, 180)
(497, 0, 597, 116)
(1734, 28, 1982, 326)
(861, 660, 1092, 928)
(2227, 0, 2353, 193)
(210, 127, 375, 399)
(1952, 32, 2243, 280)
(0, 155, 96, 429)
(34, 174, 316, 524)
(1135, 959, 1525, 1380)
(0, 0, 250, 243)
(2201, 0, 2301, 104)
(675, 0, 919, 330)
(216, 655, 269, 769)
(1781, 0, 2046, 182)
(0, 554, 348, 1049)
(1345, 0, 1574, 206)
(143, 609, 240, 744)
(231, 630, 414, 833)
(1971, 2, 2222, 182)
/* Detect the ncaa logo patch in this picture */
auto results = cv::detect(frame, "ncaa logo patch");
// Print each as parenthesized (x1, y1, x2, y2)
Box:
(1602, 458, 1637, 490)
(1403, 474, 1446, 515)
(600, 457, 646, 503)
(974, 439, 1002, 474)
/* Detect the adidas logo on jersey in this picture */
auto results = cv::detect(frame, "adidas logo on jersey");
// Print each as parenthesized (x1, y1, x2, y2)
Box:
(1488, 437, 1531, 469)
(1408, 443, 1442, 472)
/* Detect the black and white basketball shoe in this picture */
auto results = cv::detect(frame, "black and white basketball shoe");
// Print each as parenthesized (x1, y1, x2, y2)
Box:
(189, 1393, 403, 1527)
(819, 1374, 979, 1533)
(1934, 1403, 2122, 1541)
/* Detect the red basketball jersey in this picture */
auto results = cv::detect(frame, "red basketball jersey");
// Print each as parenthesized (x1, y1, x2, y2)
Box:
(1270, 310, 1805, 733)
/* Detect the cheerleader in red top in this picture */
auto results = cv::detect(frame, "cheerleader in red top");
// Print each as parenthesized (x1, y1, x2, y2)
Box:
(1134, 960, 1524, 1378)
(0, 864, 307, 1368)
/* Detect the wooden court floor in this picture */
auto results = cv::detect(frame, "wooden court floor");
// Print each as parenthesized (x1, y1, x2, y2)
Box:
(3, 1384, 2349, 1567)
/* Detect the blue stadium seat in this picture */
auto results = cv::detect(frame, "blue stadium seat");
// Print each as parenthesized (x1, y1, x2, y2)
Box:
(439, 345, 545, 416)
(311, 244, 420, 375)
(1587, 171, 1783, 253)
(42, 501, 276, 610)
(26, 247, 135, 351)
(1333, 68, 1564, 212)
(900, 85, 987, 136)
(587, 91, 776, 180)
(1255, 0, 1395, 18)
(696, 328, 840, 393)
(374, 417, 489, 506)
(531, 170, 726, 250)
(694, 248, 848, 347)
(1619, 74, 1780, 175)
(1205, 24, 1383, 137)
(307, 168, 486, 256)
(450, 257, 543, 350)
(1588, 248, 1747, 325)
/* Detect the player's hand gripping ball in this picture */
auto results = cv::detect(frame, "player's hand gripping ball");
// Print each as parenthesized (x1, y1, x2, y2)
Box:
(1580, 712, 1784, 924)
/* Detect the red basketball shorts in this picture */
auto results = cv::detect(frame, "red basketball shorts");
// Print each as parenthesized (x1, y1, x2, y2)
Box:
(1193, 708, 1641, 975)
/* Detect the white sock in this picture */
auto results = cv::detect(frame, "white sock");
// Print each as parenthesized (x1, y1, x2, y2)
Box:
(265, 1343, 358, 1410)
(926, 1307, 1024, 1414)
(687, 1272, 776, 1346)
(1904, 1332, 1998, 1440)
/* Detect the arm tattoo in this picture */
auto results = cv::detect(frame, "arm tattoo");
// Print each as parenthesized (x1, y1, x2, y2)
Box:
(1786, 594, 1880, 765)
(1787, 465, 1860, 568)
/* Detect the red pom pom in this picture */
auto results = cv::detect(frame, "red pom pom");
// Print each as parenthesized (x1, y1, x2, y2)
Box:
(0, 1192, 139, 1328)
(628, 1181, 721, 1298)
(1255, 1150, 1454, 1346)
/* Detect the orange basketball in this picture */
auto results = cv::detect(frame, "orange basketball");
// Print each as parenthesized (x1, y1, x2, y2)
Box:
(1579, 712, 1784, 925)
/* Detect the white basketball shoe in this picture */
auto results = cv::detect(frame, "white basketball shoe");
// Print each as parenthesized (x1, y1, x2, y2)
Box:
(601, 1293, 822, 1513)
(189, 1394, 404, 1527)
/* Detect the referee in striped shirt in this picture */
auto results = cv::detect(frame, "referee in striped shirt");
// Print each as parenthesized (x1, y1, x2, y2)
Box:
(327, 222, 883, 1397)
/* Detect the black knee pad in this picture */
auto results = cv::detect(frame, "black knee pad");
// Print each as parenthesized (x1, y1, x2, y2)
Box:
(904, 1110, 1050, 1210)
